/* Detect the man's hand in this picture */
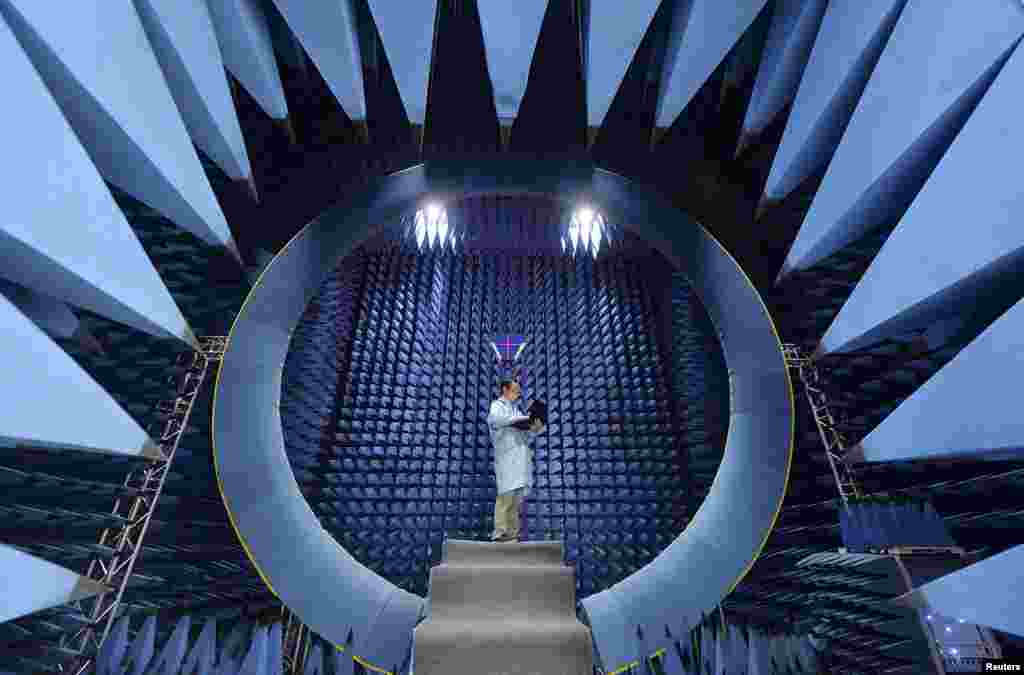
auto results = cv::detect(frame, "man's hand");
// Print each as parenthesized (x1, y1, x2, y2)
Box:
(529, 419, 544, 433)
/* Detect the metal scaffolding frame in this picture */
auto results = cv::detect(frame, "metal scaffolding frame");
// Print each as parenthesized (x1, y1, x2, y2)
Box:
(783, 344, 862, 506)
(56, 337, 227, 674)
(281, 605, 316, 675)
(780, 344, 1011, 674)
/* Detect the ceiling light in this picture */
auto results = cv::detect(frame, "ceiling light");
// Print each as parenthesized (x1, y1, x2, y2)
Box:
(427, 213, 438, 246)
(438, 211, 449, 245)
(576, 207, 594, 227)
(426, 202, 442, 222)
(568, 207, 607, 258)
(411, 205, 453, 251)
(415, 210, 426, 249)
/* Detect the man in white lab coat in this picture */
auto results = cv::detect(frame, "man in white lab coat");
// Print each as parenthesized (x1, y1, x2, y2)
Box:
(487, 380, 543, 542)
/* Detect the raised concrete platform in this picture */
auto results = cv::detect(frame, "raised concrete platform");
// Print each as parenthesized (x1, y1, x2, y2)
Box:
(414, 539, 594, 675)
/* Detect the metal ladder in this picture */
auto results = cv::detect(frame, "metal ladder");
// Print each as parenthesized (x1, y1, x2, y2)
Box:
(281, 605, 315, 675)
(782, 344, 861, 506)
(58, 337, 227, 674)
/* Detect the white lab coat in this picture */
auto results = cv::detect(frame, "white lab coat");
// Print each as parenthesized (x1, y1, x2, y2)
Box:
(487, 398, 538, 496)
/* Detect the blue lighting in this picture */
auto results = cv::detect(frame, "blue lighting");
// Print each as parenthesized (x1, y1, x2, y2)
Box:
(412, 205, 454, 250)
(562, 208, 607, 258)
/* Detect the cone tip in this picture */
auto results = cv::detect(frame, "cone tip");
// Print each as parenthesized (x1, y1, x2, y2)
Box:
(843, 443, 865, 464)
(70, 575, 110, 602)
(242, 176, 259, 203)
(354, 119, 370, 144)
(141, 437, 167, 461)
(181, 324, 201, 350)
(277, 117, 298, 145)
(811, 342, 826, 360)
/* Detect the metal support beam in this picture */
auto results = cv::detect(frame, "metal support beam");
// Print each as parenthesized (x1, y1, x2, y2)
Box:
(55, 336, 227, 674)
(783, 344, 862, 506)
(282, 605, 316, 675)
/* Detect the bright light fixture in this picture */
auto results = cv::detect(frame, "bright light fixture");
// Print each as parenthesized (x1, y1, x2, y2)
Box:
(411, 205, 453, 250)
(427, 213, 438, 245)
(567, 207, 606, 258)
(415, 210, 427, 249)
(438, 210, 449, 244)
(576, 207, 594, 226)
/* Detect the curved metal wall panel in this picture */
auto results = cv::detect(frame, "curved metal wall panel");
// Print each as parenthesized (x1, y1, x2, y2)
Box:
(214, 161, 792, 672)
(215, 174, 420, 668)
(303, 240, 697, 599)
(357, 587, 423, 672)
(582, 170, 791, 671)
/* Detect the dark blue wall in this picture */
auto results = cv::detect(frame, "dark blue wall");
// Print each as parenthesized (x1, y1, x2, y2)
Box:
(665, 275, 730, 515)
(280, 238, 729, 599)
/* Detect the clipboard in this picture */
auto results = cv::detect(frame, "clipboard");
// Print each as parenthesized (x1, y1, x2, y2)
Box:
(510, 399, 547, 430)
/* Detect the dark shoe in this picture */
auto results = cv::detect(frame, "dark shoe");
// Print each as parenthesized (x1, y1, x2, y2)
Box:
(494, 532, 518, 542)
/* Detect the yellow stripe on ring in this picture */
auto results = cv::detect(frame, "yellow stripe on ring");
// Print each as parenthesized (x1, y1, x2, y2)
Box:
(212, 176, 794, 675)
(353, 654, 393, 674)
(601, 221, 796, 675)
(608, 660, 641, 675)
(211, 225, 398, 675)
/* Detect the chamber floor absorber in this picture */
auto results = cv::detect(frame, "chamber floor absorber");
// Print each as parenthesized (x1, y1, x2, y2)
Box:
(414, 539, 594, 675)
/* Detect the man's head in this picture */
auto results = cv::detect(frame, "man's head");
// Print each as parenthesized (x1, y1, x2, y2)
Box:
(500, 380, 521, 401)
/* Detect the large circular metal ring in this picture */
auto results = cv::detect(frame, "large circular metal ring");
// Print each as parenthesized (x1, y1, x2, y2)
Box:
(213, 160, 793, 672)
